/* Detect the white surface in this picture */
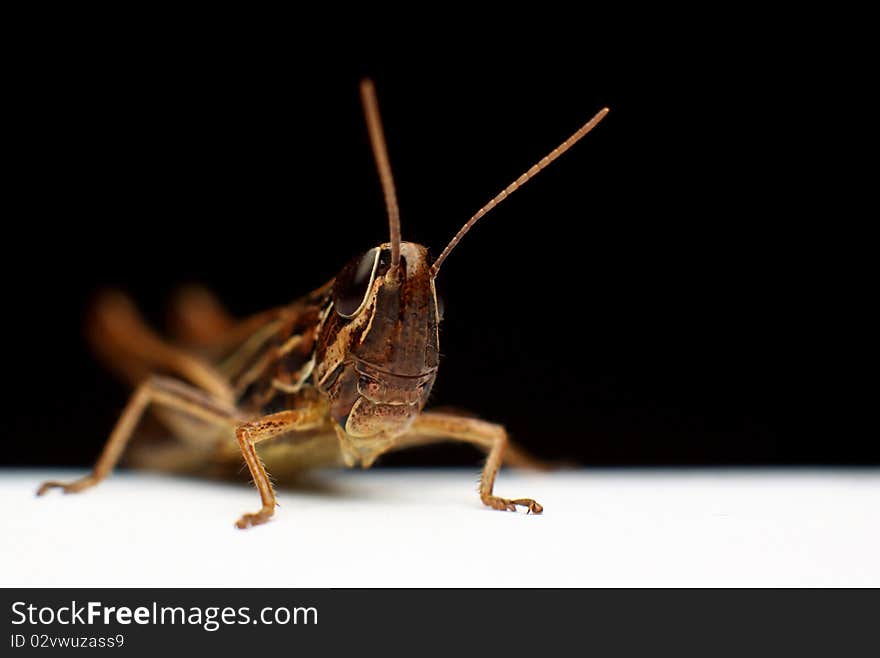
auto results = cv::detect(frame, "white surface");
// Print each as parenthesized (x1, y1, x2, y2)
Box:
(1, 468, 878, 587)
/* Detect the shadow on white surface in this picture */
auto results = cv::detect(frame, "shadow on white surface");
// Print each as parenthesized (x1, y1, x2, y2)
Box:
(2, 468, 878, 587)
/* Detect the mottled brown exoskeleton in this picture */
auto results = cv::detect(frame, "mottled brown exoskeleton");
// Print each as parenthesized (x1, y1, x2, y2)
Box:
(37, 80, 608, 528)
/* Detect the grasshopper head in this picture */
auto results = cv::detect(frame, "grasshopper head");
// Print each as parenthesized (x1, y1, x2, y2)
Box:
(314, 79, 606, 451)
(314, 241, 440, 440)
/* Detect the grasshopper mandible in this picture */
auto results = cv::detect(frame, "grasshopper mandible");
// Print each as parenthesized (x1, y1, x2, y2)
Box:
(37, 80, 608, 528)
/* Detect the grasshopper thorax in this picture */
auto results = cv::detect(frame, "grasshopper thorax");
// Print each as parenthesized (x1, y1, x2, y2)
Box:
(314, 242, 440, 441)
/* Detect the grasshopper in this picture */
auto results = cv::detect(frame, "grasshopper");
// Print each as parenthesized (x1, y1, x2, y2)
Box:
(37, 80, 608, 528)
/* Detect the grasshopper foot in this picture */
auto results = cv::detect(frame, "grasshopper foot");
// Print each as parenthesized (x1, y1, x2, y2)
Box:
(235, 507, 275, 529)
(36, 476, 98, 496)
(482, 495, 543, 514)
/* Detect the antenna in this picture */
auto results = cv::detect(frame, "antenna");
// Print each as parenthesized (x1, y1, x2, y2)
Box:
(360, 79, 402, 270)
(431, 107, 609, 276)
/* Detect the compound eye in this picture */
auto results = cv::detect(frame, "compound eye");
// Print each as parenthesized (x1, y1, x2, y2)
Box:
(333, 247, 380, 318)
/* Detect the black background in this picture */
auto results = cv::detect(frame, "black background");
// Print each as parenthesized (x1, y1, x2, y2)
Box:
(3, 19, 862, 468)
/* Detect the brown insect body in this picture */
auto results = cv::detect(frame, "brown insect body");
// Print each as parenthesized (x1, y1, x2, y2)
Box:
(37, 81, 608, 528)
(199, 240, 439, 470)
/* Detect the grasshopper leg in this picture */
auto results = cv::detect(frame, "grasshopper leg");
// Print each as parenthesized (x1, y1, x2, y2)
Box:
(389, 412, 543, 514)
(87, 290, 235, 402)
(233, 402, 328, 529)
(37, 375, 242, 496)
(167, 284, 237, 347)
(167, 284, 295, 362)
